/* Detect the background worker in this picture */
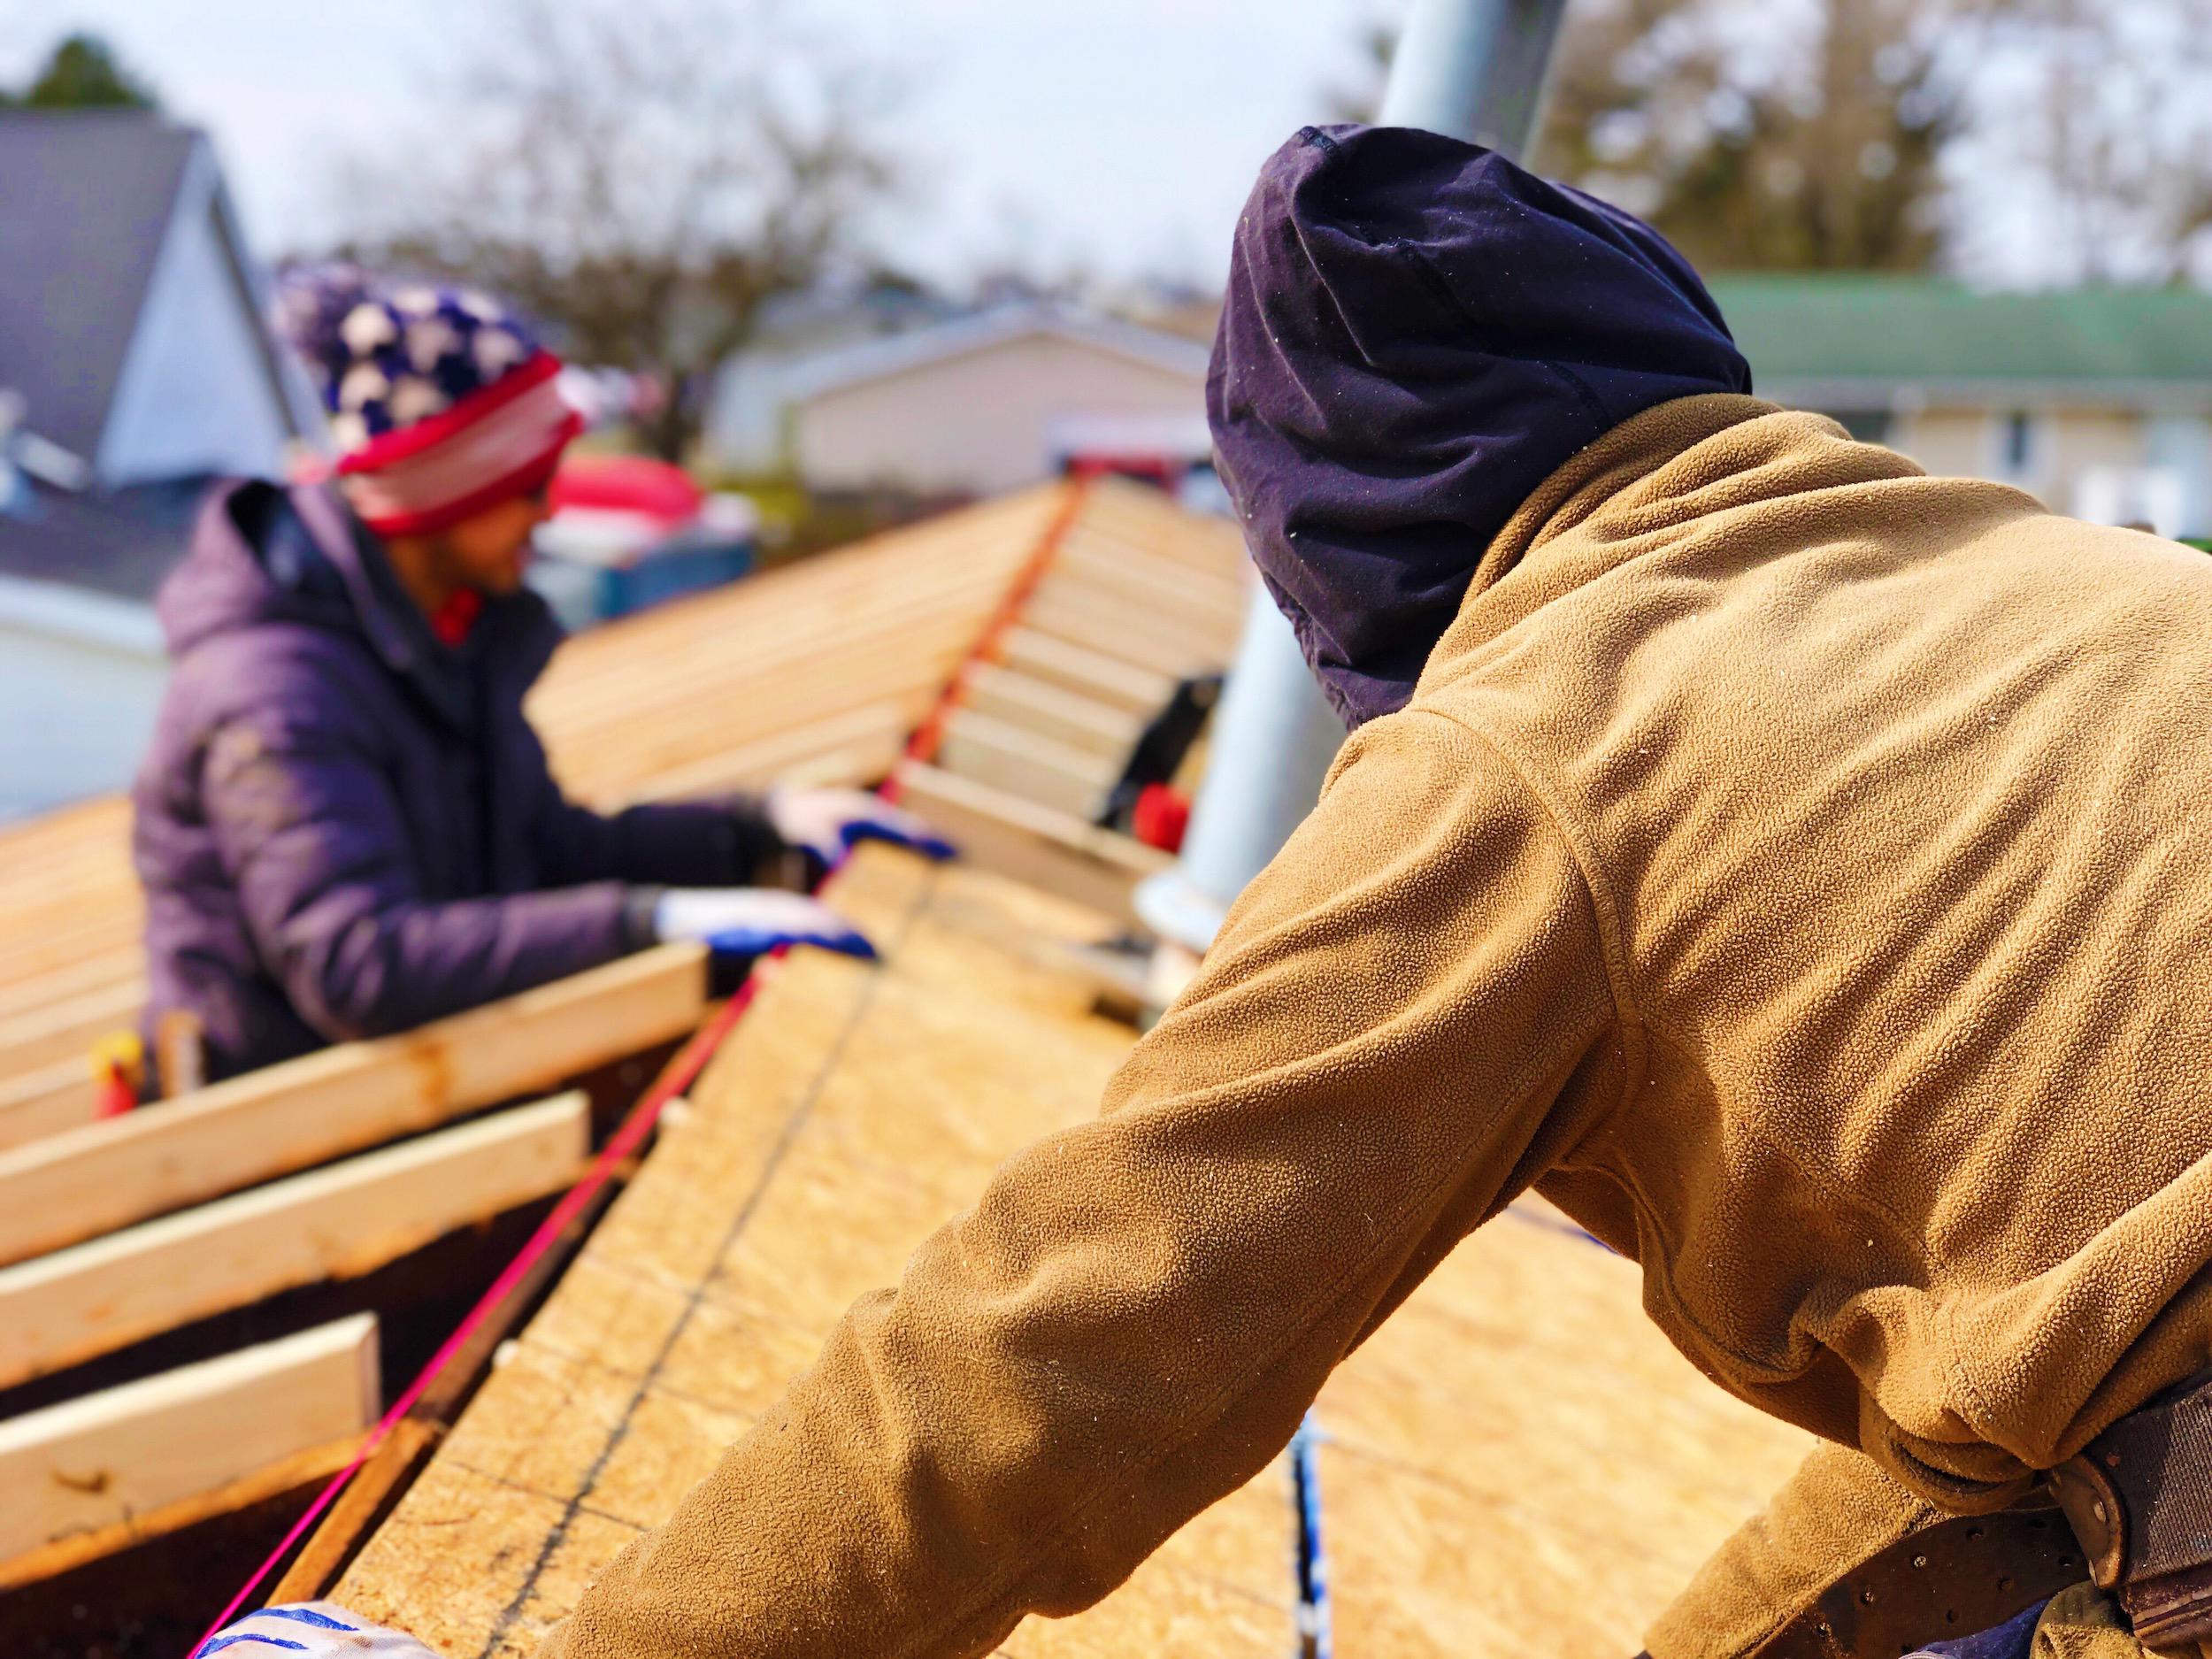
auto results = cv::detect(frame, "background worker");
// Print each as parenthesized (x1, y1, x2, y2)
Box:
(133, 266, 945, 1090)
(206, 126, 2212, 1659)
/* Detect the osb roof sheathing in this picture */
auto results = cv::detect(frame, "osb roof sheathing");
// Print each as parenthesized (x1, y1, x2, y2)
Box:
(333, 848, 1814, 1657)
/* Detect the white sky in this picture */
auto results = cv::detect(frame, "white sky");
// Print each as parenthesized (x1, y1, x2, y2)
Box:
(0, 0, 1383, 287)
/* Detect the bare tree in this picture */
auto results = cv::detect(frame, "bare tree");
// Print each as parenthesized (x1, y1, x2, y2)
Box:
(338, 0, 899, 460)
(1954, 0, 2212, 285)
(1533, 0, 1991, 273)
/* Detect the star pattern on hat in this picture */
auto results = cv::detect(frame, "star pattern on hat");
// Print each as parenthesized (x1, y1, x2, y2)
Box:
(272, 263, 551, 449)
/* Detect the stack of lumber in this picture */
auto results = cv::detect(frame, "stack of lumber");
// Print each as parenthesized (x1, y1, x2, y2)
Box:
(328, 847, 1816, 1657)
(0, 479, 1256, 1609)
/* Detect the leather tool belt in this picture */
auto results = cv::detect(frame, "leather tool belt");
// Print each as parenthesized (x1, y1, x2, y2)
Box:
(1745, 1504, 2084, 1659)
(2048, 1367, 2212, 1651)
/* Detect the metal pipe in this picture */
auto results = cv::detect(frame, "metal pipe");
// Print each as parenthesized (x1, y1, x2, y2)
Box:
(1136, 0, 1572, 956)
(1378, 0, 1570, 154)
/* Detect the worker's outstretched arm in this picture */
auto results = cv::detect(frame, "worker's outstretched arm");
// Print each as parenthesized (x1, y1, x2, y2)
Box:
(532, 766, 956, 892)
(201, 706, 649, 1042)
(542, 706, 1624, 1659)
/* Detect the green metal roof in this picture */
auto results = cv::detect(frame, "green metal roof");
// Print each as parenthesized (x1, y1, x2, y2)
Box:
(1702, 275, 2212, 391)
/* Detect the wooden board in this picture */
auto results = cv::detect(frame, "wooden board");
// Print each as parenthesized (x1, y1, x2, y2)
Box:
(0, 948, 704, 1267)
(934, 708, 1119, 821)
(330, 849, 1299, 1657)
(0, 1314, 380, 1570)
(895, 762, 1172, 926)
(0, 1093, 590, 1388)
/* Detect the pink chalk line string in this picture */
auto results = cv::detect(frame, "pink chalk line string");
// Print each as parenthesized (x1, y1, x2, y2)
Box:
(188, 968, 766, 1654)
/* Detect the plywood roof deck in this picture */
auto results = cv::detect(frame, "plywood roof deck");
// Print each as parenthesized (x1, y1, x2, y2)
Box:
(333, 847, 1816, 1656)
(332, 849, 1302, 1657)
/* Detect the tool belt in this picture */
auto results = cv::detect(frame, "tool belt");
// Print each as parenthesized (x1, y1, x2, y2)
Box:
(2048, 1367, 2212, 1651)
(1747, 1370, 2212, 1659)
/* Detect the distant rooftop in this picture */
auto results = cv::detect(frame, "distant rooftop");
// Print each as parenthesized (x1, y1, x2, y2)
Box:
(0, 474, 204, 607)
(782, 303, 1213, 403)
(1706, 275, 2212, 403)
(0, 112, 200, 459)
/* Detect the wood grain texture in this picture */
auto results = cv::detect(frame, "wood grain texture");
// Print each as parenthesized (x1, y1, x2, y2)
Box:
(0, 1093, 589, 1387)
(1312, 1205, 1813, 1658)
(0, 1314, 380, 1570)
(0, 948, 703, 1266)
(332, 849, 1298, 1657)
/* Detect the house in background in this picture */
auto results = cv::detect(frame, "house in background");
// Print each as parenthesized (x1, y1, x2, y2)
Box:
(710, 304, 1212, 500)
(1709, 277, 2212, 540)
(0, 111, 323, 819)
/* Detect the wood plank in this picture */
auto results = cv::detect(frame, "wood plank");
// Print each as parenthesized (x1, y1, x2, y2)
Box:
(0, 1314, 380, 1570)
(0, 1094, 590, 1388)
(997, 626, 1177, 716)
(0, 977, 149, 1077)
(959, 664, 1141, 761)
(0, 946, 705, 1267)
(895, 763, 1170, 926)
(0, 1433, 357, 1594)
(935, 709, 1118, 820)
(1023, 585, 1237, 678)
(0, 1063, 101, 1153)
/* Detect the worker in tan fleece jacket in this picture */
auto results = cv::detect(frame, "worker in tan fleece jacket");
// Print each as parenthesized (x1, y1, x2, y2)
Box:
(211, 126, 2212, 1659)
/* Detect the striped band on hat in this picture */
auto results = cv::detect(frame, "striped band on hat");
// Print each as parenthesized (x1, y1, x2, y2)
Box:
(336, 355, 582, 536)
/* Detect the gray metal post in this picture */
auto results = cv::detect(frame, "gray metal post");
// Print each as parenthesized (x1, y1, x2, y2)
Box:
(1378, 0, 1570, 147)
(1135, 0, 1571, 957)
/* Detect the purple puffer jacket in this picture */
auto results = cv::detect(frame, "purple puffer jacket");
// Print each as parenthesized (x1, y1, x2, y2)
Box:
(132, 480, 772, 1083)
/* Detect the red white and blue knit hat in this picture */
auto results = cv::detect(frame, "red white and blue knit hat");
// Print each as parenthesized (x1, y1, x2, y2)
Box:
(273, 264, 583, 536)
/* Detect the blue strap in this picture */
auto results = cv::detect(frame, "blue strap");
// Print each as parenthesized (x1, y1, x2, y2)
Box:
(198, 1637, 308, 1655)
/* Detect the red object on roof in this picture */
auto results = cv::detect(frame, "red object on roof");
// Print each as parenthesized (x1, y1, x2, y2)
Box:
(548, 454, 705, 526)
(1130, 782, 1192, 853)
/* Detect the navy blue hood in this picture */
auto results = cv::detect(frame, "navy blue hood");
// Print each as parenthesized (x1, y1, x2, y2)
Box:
(1207, 124, 1753, 727)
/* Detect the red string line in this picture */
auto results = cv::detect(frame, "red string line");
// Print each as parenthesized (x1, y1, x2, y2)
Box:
(190, 477, 1087, 1656)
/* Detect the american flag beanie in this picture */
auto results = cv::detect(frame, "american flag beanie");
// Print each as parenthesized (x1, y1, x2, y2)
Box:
(273, 264, 582, 537)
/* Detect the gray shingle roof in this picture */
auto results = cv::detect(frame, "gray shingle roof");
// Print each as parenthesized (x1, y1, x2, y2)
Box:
(0, 473, 204, 604)
(0, 112, 198, 460)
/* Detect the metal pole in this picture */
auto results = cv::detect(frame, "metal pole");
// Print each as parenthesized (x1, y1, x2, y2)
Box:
(1378, 0, 1570, 151)
(1136, 0, 1572, 958)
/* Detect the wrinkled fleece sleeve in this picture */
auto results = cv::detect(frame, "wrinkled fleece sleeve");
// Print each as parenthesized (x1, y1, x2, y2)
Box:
(204, 714, 640, 1043)
(541, 708, 1622, 1659)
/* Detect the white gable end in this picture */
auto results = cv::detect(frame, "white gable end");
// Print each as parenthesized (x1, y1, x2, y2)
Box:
(97, 142, 302, 486)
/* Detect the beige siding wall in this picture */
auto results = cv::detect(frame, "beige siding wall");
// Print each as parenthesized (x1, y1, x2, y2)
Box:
(792, 335, 1203, 495)
(1890, 405, 2154, 521)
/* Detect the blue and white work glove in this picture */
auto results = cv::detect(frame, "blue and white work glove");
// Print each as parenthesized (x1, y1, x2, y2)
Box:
(766, 786, 956, 871)
(196, 1602, 438, 1656)
(653, 887, 877, 963)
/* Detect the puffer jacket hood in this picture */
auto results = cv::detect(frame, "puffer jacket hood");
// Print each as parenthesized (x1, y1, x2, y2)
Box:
(157, 481, 359, 660)
(1207, 122, 1753, 726)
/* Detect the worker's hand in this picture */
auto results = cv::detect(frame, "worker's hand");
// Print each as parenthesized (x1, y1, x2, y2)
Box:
(767, 787, 956, 870)
(654, 887, 877, 964)
(196, 1601, 440, 1656)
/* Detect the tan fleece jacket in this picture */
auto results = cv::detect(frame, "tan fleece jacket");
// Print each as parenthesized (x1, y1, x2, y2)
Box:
(542, 396, 2212, 1659)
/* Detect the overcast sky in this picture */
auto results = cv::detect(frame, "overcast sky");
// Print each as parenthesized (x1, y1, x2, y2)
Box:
(0, 0, 1381, 287)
